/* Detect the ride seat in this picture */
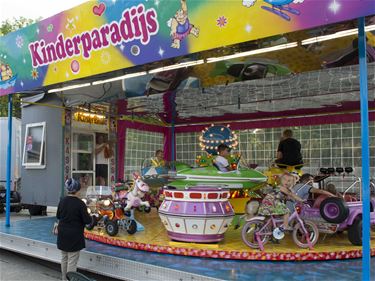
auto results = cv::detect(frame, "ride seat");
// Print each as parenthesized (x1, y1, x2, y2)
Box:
(345, 167, 354, 174)
(320, 168, 328, 174)
(343, 194, 357, 202)
(312, 195, 328, 209)
(327, 167, 335, 174)
(336, 167, 344, 175)
(213, 162, 221, 171)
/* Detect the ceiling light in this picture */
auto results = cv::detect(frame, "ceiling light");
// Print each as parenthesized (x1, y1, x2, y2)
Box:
(48, 83, 91, 93)
(92, 71, 148, 85)
(149, 60, 204, 74)
(302, 24, 375, 45)
(206, 42, 298, 63)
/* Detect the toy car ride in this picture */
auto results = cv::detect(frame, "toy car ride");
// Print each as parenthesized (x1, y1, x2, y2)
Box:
(300, 168, 375, 245)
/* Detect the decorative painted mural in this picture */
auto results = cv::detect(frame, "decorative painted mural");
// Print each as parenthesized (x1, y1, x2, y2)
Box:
(0, 0, 373, 96)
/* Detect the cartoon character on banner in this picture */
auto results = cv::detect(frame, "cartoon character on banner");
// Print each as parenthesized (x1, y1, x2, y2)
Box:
(0, 63, 14, 81)
(242, 0, 304, 21)
(0, 67, 17, 89)
(168, 0, 199, 49)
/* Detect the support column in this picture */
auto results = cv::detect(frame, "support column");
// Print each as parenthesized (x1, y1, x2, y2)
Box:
(5, 94, 13, 227)
(170, 92, 177, 169)
(116, 121, 126, 181)
(163, 126, 176, 163)
(358, 17, 370, 281)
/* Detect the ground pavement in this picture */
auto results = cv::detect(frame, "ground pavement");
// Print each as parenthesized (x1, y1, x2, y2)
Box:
(0, 209, 123, 281)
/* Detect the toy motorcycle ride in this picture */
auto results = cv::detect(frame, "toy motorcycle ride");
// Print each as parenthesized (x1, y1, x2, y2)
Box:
(241, 202, 319, 251)
(86, 197, 137, 236)
(87, 172, 152, 235)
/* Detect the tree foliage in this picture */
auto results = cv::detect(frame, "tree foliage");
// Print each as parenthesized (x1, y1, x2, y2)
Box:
(0, 17, 38, 36)
(0, 17, 39, 117)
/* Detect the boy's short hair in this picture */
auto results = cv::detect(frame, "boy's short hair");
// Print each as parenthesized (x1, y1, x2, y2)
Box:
(155, 149, 163, 155)
(283, 129, 293, 138)
(217, 144, 230, 153)
(299, 173, 313, 183)
(326, 183, 337, 194)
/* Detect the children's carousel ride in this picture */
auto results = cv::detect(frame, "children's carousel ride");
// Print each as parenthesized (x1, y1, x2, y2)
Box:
(84, 124, 375, 261)
(140, 125, 268, 212)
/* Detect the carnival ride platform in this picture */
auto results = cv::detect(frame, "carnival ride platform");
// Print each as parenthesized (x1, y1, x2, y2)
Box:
(86, 209, 375, 261)
(0, 213, 375, 281)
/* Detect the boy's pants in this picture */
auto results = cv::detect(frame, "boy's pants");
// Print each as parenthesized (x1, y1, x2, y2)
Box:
(61, 250, 80, 280)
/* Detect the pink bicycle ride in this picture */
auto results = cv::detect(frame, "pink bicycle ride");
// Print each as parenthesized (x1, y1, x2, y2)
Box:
(241, 201, 319, 251)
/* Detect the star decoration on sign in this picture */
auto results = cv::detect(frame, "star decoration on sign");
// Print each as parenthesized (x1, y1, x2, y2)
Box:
(216, 16, 228, 28)
(101, 51, 111, 64)
(154, 0, 160, 8)
(65, 72, 70, 78)
(120, 44, 125, 51)
(158, 47, 165, 57)
(66, 18, 76, 31)
(328, 0, 341, 14)
(245, 24, 252, 33)
(16, 35, 24, 48)
(31, 69, 39, 80)
(47, 24, 54, 32)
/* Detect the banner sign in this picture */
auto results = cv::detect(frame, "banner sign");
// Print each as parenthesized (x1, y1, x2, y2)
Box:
(0, 0, 374, 96)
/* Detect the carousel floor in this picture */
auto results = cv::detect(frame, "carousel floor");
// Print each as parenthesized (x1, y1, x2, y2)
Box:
(85, 209, 375, 261)
(1, 216, 375, 280)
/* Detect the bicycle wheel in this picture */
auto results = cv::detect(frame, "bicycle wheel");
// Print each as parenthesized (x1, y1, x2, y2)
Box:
(241, 219, 271, 249)
(292, 220, 319, 249)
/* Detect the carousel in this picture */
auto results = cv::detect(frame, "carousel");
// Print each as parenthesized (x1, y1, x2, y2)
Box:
(0, 2, 374, 280)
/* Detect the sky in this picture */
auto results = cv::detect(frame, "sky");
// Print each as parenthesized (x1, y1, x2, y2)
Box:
(0, 0, 87, 23)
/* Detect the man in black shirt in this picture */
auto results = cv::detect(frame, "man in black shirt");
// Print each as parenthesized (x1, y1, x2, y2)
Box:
(276, 129, 303, 167)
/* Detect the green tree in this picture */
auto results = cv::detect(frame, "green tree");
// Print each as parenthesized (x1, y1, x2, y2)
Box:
(0, 17, 37, 36)
(0, 17, 39, 118)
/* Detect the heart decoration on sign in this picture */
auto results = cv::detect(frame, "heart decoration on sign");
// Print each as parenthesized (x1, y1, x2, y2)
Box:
(93, 3, 106, 16)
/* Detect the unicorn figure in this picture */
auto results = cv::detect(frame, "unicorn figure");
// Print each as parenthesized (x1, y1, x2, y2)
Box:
(124, 172, 151, 212)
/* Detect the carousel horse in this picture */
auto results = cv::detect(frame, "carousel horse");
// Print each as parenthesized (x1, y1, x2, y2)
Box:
(124, 172, 151, 212)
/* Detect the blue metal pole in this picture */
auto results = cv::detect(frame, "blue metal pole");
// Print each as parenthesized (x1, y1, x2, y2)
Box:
(170, 92, 176, 170)
(5, 94, 13, 227)
(358, 17, 370, 281)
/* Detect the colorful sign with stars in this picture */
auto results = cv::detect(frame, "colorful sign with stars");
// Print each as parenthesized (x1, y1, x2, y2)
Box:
(0, 0, 374, 96)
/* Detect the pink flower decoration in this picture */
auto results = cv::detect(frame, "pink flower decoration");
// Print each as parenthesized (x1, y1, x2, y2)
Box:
(216, 16, 228, 28)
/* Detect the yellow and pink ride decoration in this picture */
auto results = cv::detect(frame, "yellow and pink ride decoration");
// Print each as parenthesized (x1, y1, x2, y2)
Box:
(263, 163, 304, 186)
